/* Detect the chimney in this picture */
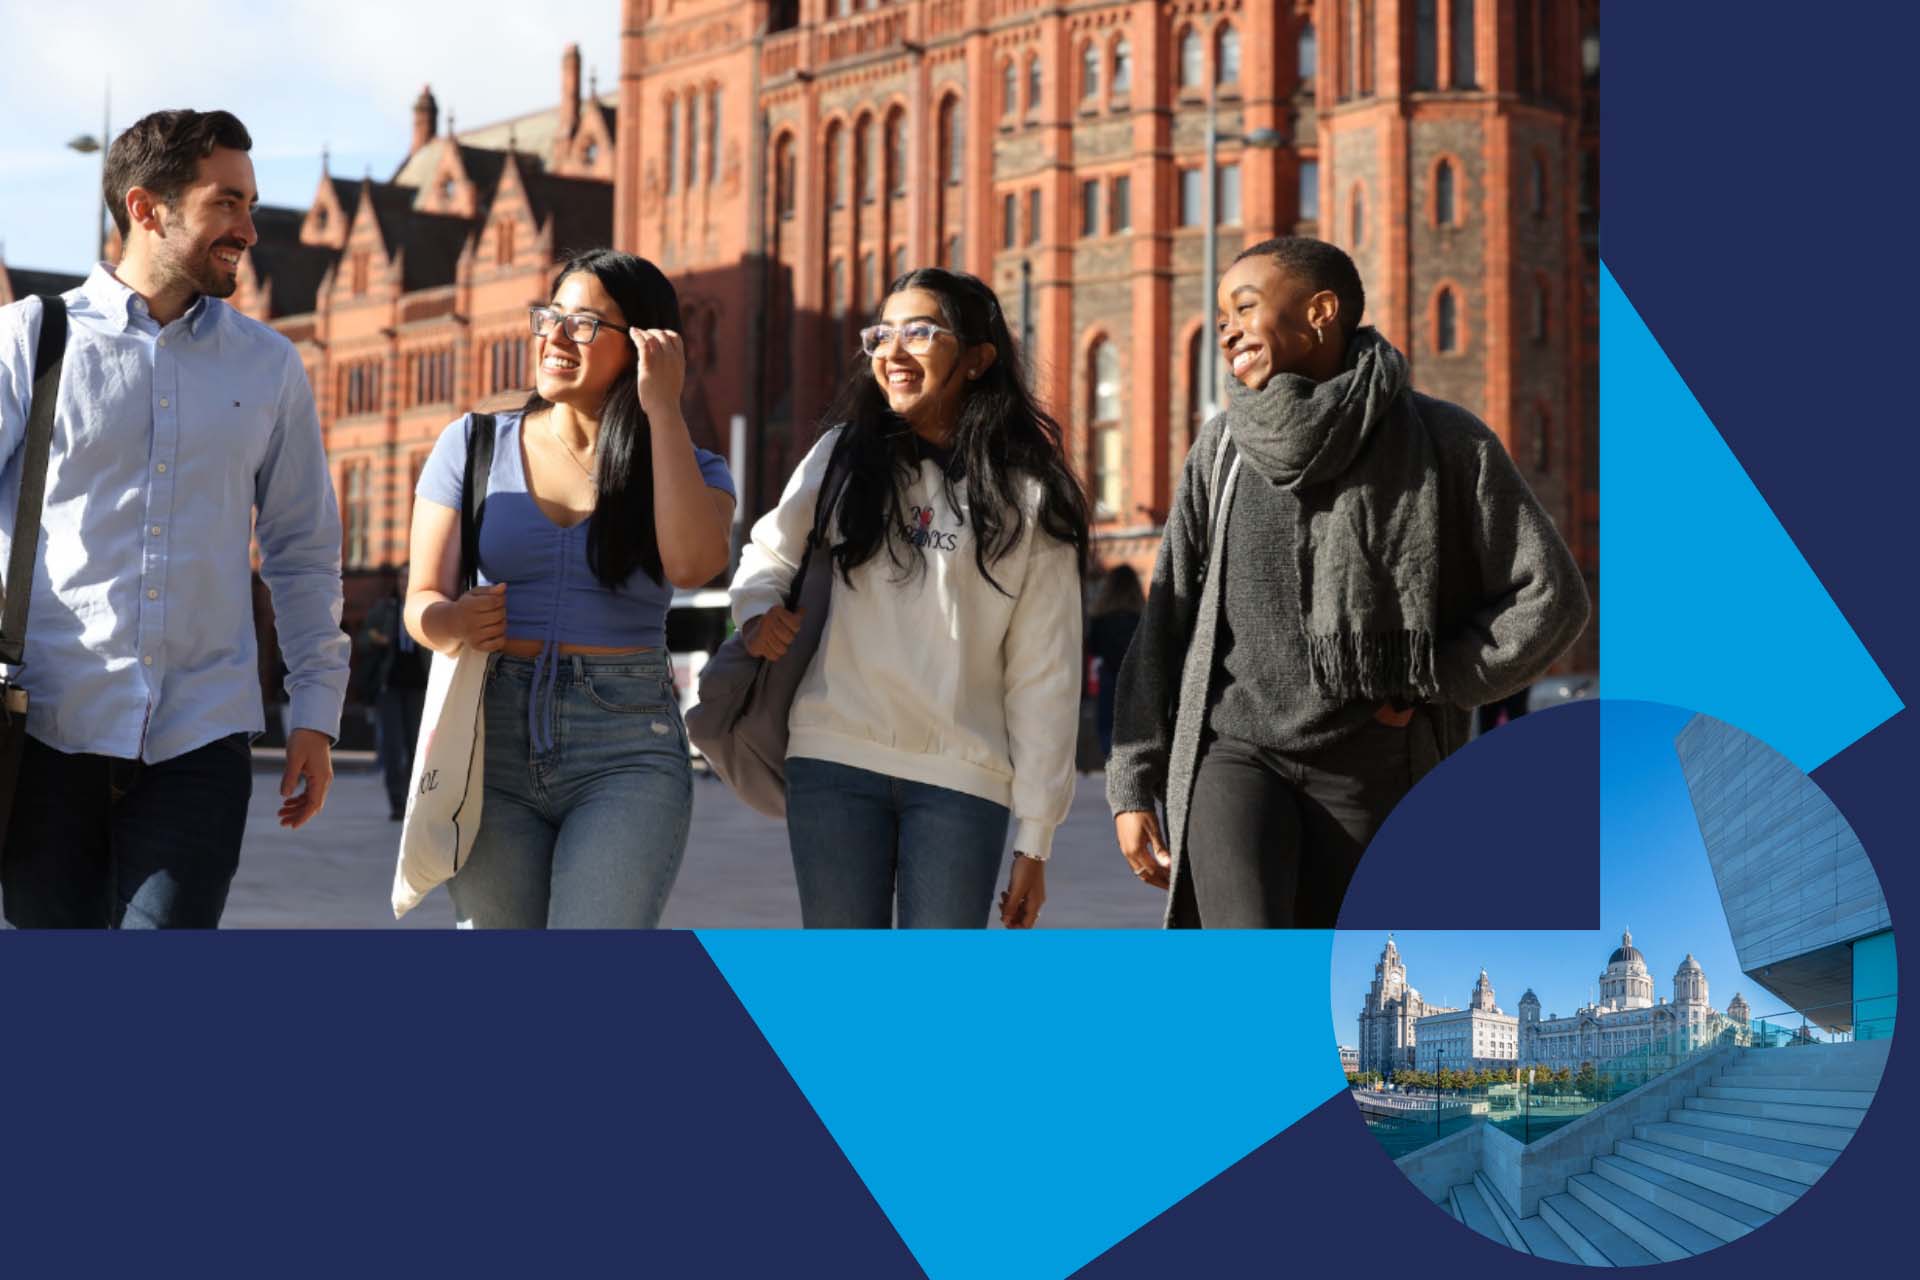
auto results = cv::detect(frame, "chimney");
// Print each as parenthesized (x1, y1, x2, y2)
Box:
(561, 44, 583, 141)
(412, 84, 439, 155)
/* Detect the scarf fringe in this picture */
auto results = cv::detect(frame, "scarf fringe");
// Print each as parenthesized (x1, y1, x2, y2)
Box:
(1306, 629, 1442, 704)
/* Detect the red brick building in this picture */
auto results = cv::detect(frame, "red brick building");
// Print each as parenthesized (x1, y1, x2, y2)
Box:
(91, 0, 1595, 710)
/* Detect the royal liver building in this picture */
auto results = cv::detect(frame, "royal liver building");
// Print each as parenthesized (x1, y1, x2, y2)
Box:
(1518, 929, 1751, 1071)
(1356, 937, 1457, 1076)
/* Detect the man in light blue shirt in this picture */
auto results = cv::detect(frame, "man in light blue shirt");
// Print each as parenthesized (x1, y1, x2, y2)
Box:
(0, 109, 348, 927)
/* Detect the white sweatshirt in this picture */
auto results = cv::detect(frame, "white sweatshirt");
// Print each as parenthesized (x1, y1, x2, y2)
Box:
(730, 428, 1082, 858)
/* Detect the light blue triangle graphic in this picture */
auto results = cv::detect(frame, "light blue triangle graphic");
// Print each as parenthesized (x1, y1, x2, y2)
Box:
(1600, 264, 1901, 770)
(697, 932, 1344, 1280)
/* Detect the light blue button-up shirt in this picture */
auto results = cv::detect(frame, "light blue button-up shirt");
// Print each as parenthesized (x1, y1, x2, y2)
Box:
(0, 264, 349, 762)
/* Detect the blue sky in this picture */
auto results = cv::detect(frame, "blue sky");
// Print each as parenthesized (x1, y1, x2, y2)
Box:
(0, 2, 621, 274)
(1330, 701, 1779, 1046)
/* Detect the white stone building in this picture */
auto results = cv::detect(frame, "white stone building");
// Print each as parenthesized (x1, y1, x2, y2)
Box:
(1415, 970, 1520, 1073)
(1356, 936, 1456, 1077)
(1518, 929, 1746, 1072)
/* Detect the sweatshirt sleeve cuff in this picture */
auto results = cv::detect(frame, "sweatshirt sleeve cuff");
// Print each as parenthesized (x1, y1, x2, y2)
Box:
(1011, 819, 1056, 861)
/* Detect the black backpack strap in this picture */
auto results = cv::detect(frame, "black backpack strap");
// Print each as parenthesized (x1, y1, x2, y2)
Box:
(0, 296, 69, 667)
(457, 412, 497, 594)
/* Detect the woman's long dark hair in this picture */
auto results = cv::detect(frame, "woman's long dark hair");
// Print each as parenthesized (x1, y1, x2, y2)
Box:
(521, 249, 679, 589)
(822, 267, 1090, 594)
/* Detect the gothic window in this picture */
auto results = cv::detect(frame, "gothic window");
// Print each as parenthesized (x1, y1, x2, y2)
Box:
(707, 86, 722, 187)
(666, 97, 680, 193)
(1002, 192, 1017, 249)
(1081, 179, 1100, 237)
(857, 115, 875, 204)
(1452, 0, 1477, 88)
(939, 95, 964, 185)
(1026, 188, 1041, 246)
(1001, 59, 1018, 120)
(1216, 23, 1241, 86)
(1434, 159, 1456, 225)
(825, 122, 845, 210)
(344, 461, 371, 568)
(1298, 21, 1316, 84)
(1435, 287, 1458, 353)
(775, 134, 796, 220)
(1350, 183, 1366, 246)
(686, 94, 700, 188)
(1112, 36, 1132, 98)
(1178, 26, 1203, 90)
(1298, 161, 1319, 221)
(1089, 338, 1122, 519)
(1216, 163, 1242, 225)
(1026, 53, 1042, 115)
(1414, 0, 1439, 90)
(1110, 174, 1132, 232)
(887, 107, 907, 196)
(1081, 41, 1099, 104)
(1179, 167, 1205, 227)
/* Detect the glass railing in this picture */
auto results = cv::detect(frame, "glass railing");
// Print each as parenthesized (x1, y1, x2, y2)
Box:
(1352, 992, 1895, 1157)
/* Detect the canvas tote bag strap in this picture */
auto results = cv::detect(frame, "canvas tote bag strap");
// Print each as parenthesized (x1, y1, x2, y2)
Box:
(0, 296, 69, 668)
(457, 412, 498, 595)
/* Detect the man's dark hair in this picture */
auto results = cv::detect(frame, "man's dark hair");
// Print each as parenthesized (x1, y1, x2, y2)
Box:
(103, 109, 253, 238)
(1233, 236, 1366, 337)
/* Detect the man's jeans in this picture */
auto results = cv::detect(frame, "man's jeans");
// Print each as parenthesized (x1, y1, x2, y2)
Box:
(378, 685, 427, 816)
(1, 732, 253, 928)
(785, 756, 1010, 928)
(446, 653, 693, 929)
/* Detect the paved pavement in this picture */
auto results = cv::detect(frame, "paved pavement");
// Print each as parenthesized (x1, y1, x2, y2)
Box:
(222, 757, 1163, 929)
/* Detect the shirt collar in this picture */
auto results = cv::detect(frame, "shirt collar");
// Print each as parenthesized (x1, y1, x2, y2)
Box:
(83, 262, 217, 337)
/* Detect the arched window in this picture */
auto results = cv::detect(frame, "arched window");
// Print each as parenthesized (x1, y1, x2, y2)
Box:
(861, 251, 876, 307)
(1001, 59, 1018, 119)
(1112, 36, 1133, 98)
(1435, 287, 1458, 352)
(1178, 26, 1203, 90)
(1089, 338, 1123, 518)
(1027, 53, 1042, 114)
(1435, 158, 1456, 225)
(1298, 21, 1317, 84)
(685, 93, 700, 188)
(1350, 183, 1366, 247)
(825, 122, 845, 210)
(886, 107, 907, 196)
(665, 97, 680, 192)
(1081, 41, 1100, 103)
(829, 258, 846, 314)
(939, 95, 964, 184)
(1298, 160, 1319, 221)
(774, 134, 796, 219)
(1452, 0, 1478, 88)
(856, 115, 875, 204)
(707, 87, 723, 187)
(1216, 23, 1241, 86)
(1348, 1, 1372, 98)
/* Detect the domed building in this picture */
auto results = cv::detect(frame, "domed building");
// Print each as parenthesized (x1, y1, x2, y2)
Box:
(1518, 929, 1736, 1072)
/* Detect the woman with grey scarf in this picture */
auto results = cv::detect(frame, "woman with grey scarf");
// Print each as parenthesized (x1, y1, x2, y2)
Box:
(1105, 237, 1589, 928)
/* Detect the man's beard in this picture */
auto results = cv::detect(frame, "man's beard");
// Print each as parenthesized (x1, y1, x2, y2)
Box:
(160, 210, 244, 299)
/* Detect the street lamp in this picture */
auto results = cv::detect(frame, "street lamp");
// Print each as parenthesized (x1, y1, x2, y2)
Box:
(66, 81, 111, 263)
(1199, 71, 1284, 424)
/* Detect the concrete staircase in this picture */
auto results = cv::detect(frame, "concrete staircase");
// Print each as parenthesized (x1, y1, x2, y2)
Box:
(1443, 1039, 1888, 1264)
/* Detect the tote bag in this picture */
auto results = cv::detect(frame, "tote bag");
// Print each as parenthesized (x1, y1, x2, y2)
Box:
(390, 647, 491, 917)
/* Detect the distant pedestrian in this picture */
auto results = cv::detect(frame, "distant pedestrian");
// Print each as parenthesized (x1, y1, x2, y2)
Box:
(359, 590, 428, 820)
(1087, 564, 1144, 758)
(1107, 237, 1589, 928)
(0, 109, 349, 928)
(731, 268, 1089, 929)
(405, 250, 734, 928)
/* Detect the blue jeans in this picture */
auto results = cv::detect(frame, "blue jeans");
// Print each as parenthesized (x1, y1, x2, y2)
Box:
(1, 731, 252, 928)
(447, 652, 691, 929)
(785, 756, 1010, 928)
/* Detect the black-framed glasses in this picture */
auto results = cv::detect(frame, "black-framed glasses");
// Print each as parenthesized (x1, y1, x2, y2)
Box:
(859, 320, 956, 357)
(528, 306, 612, 344)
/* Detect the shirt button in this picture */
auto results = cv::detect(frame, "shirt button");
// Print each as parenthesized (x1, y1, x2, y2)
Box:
(150, 525, 162, 536)
(159, 397, 169, 408)
(147, 589, 159, 600)
(158, 336, 167, 348)
(142, 655, 153, 666)
(155, 463, 167, 474)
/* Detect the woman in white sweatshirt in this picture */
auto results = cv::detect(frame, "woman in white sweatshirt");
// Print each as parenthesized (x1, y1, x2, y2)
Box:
(730, 268, 1090, 928)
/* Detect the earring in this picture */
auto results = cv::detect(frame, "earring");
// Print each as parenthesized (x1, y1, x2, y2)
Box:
(1312, 324, 1324, 345)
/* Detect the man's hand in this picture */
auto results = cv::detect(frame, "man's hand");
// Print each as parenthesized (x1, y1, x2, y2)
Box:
(280, 727, 334, 828)
(998, 853, 1047, 928)
(1115, 809, 1172, 890)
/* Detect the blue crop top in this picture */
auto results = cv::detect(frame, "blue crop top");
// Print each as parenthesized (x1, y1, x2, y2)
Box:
(416, 411, 736, 748)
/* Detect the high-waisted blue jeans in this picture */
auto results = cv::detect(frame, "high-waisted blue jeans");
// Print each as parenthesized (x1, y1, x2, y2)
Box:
(784, 756, 1010, 929)
(447, 652, 691, 929)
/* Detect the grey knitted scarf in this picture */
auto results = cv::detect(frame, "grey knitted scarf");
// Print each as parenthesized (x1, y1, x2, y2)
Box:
(1222, 326, 1442, 702)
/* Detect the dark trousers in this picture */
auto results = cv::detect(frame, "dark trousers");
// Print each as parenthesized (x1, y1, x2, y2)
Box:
(1, 732, 253, 929)
(378, 686, 427, 815)
(1182, 720, 1424, 929)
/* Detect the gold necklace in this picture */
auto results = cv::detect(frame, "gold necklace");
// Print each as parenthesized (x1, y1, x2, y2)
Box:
(542, 409, 597, 484)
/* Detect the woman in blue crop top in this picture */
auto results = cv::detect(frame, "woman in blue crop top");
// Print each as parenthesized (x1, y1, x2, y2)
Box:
(404, 250, 736, 928)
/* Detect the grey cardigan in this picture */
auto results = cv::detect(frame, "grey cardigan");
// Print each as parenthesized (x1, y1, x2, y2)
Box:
(1106, 393, 1591, 927)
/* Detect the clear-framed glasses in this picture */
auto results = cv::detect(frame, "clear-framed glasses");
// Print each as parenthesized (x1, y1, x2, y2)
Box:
(528, 306, 610, 344)
(859, 320, 955, 357)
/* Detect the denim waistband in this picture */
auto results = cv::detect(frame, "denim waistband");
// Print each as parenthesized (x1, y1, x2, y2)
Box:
(494, 651, 670, 683)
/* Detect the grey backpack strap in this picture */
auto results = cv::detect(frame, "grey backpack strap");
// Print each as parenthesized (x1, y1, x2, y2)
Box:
(0, 296, 69, 667)
(457, 413, 497, 594)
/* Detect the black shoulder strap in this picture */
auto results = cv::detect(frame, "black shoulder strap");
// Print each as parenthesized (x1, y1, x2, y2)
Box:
(0, 295, 69, 667)
(458, 412, 497, 595)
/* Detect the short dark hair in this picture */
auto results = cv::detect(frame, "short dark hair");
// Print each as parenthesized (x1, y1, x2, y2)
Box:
(104, 109, 253, 238)
(1233, 236, 1366, 336)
